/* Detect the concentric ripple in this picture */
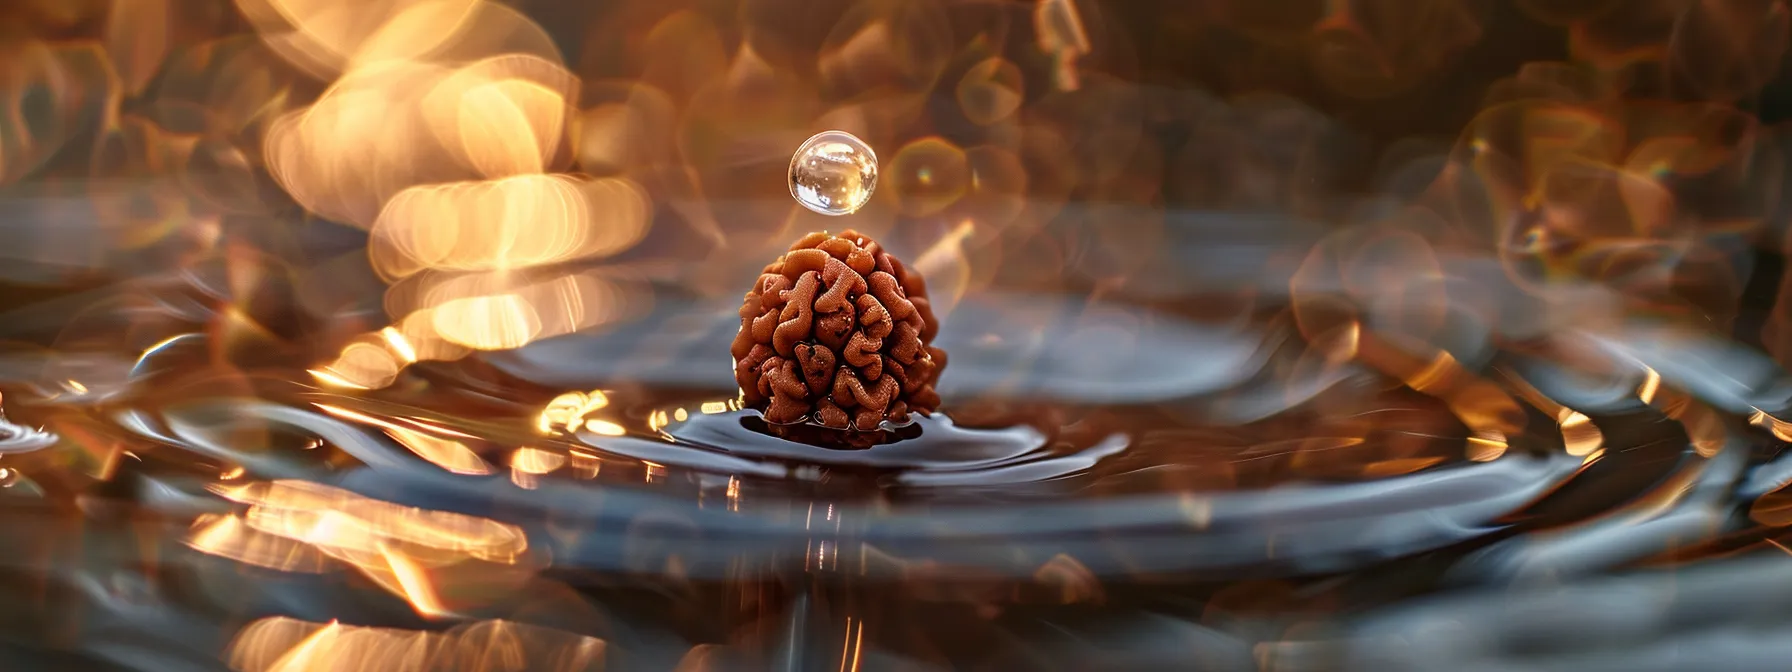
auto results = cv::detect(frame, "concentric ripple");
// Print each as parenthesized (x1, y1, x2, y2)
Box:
(0, 278, 1784, 669)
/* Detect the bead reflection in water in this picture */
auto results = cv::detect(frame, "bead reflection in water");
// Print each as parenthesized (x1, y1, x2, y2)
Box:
(788, 130, 878, 216)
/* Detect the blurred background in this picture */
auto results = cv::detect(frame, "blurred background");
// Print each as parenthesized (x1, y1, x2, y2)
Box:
(3, 0, 1792, 670)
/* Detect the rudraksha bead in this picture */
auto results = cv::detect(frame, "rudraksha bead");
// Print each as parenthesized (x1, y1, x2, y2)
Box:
(731, 230, 946, 439)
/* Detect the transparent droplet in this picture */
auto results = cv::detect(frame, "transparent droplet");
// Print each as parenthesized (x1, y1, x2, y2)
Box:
(789, 130, 878, 216)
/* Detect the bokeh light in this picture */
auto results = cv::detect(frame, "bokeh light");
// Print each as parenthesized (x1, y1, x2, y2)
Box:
(2, 0, 1792, 668)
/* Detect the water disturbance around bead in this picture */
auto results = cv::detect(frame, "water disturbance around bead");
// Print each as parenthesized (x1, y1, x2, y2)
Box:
(788, 130, 879, 216)
(732, 230, 946, 448)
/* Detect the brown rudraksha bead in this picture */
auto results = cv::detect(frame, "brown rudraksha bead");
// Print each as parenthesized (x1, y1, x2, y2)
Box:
(731, 230, 946, 437)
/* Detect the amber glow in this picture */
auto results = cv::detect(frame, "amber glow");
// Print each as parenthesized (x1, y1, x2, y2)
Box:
(187, 479, 533, 617)
(260, 0, 650, 383)
(226, 616, 605, 672)
(1, 0, 1790, 667)
(535, 390, 611, 434)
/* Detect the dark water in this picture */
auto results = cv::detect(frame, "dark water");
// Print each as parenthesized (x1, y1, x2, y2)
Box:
(0, 271, 1789, 671)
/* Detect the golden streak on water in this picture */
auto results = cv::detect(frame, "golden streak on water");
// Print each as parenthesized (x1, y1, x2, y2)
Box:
(378, 326, 417, 364)
(1751, 409, 1792, 442)
(1639, 367, 1662, 405)
(307, 368, 370, 390)
(1557, 409, 1603, 457)
(789, 130, 878, 216)
(312, 403, 491, 474)
(227, 616, 606, 672)
(510, 446, 566, 490)
(585, 419, 627, 436)
(187, 479, 534, 616)
(384, 424, 492, 475)
(1464, 433, 1508, 462)
(379, 543, 454, 618)
(511, 447, 565, 475)
(536, 390, 611, 434)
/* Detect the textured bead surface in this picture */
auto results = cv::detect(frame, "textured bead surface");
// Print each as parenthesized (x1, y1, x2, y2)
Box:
(731, 230, 946, 434)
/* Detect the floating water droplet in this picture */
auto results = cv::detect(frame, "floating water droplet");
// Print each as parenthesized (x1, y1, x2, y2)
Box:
(788, 130, 878, 216)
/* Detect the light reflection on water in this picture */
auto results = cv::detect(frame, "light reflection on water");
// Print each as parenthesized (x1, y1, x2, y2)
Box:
(0, 0, 1791, 668)
(0, 277, 1788, 669)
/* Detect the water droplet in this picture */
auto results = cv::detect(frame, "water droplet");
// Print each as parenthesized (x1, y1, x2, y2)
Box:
(789, 130, 878, 216)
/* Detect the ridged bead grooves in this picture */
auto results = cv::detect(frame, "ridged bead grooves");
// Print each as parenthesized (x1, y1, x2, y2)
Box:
(731, 230, 946, 439)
